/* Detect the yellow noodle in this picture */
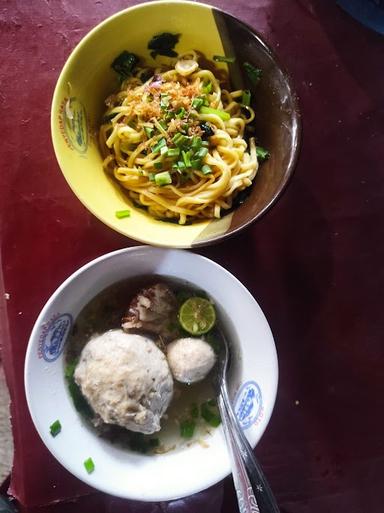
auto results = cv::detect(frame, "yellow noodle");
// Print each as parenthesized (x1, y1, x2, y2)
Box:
(99, 54, 264, 224)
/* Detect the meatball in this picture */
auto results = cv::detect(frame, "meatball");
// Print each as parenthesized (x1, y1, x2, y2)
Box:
(166, 337, 216, 384)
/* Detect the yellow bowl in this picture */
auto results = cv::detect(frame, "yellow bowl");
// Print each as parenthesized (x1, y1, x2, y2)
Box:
(51, 0, 301, 248)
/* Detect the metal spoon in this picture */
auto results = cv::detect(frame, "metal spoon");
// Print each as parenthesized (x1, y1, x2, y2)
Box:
(214, 329, 280, 513)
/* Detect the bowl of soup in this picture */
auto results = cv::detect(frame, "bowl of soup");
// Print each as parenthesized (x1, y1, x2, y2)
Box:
(25, 246, 278, 501)
(51, 1, 301, 248)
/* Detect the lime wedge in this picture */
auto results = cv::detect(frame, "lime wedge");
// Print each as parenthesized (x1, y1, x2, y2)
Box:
(178, 297, 216, 335)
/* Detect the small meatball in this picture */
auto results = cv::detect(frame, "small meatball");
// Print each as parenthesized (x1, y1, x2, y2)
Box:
(167, 337, 216, 384)
(122, 283, 177, 340)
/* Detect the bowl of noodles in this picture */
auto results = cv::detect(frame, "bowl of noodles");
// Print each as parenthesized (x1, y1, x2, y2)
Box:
(51, 1, 301, 247)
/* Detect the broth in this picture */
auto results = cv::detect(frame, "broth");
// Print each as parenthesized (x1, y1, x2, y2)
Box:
(64, 275, 223, 454)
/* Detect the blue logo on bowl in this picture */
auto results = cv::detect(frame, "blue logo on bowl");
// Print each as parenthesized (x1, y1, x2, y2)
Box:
(234, 381, 263, 430)
(38, 313, 72, 362)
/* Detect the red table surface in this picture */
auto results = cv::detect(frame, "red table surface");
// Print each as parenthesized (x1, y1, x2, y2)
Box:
(1, 0, 384, 512)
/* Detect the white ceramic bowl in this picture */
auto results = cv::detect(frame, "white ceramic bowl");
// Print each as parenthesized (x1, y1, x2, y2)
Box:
(24, 247, 278, 501)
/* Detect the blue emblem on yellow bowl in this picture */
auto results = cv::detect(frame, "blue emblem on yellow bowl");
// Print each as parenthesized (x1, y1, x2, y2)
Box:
(234, 380, 263, 430)
(59, 97, 88, 153)
(38, 313, 73, 362)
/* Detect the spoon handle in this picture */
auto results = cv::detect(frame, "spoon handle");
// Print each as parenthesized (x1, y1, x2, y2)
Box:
(218, 394, 261, 513)
(220, 382, 280, 513)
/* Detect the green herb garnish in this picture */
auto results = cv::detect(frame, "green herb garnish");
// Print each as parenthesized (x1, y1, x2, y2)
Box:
(201, 400, 221, 427)
(243, 62, 262, 85)
(256, 146, 270, 162)
(148, 32, 180, 59)
(155, 171, 172, 186)
(202, 81, 213, 94)
(83, 457, 95, 474)
(180, 418, 196, 438)
(115, 209, 131, 219)
(167, 147, 181, 157)
(111, 51, 139, 80)
(144, 126, 154, 138)
(176, 107, 186, 118)
(201, 164, 212, 175)
(213, 55, 236, 63)
(200, 106, 230, 121)
(50, 419, 61, 437)
(191, 97, 204, 110)
(241, 89, 251, 107)
(151, 137, 167, 154)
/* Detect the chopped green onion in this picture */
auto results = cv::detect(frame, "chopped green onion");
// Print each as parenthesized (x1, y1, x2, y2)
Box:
(191, 136, 203, 150)
(83, 457, 95, 474)
(173, 160, 186, 172)
(176, 107, 186, 118)
(154, 162, 163, 169)
(173, 133, 189, 147)
(144, 126, 154, 138)
(50, 419, 61, 437)
(201, 164, 212, 175)
(213, 55, 236, 63)
(201, 401, 221, 427)
(200, 106, 230, 121)
(190, 158, 202, 169)
(167, 147, 180, 157)
(155, 171, 172, 186)
(256, 146, 270, 161)
(160, 144, 169, 155)
(202, 81, 212, 94)
(115, 209, 131, 219)
(151, 137, 167, 153)
(243, 62, 262, 85)
(191, 97, 204, 110)
(148, 173, 156, 181)
(182, 150, 192, 167)
(182, 123, 190, 133)
(195, 147, 208, 159)
(241, 89, 251, 107)
(154, 120, 168, 136)
(160, 94, 170, 109)
(180, 419, 196, 438)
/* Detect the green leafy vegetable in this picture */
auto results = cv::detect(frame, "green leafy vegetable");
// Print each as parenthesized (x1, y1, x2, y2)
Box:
(243, 62, 262, 85)
(213, 55, 236, 63)
(83, 457, 95, 474)
(148, 32, 180, 59)
(49, 419, 61, 437)
(111, 51, 139, 80)
(256, 146, 270, 162)
(180, 418, 196, 438)
(115, 209, 131, 219)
